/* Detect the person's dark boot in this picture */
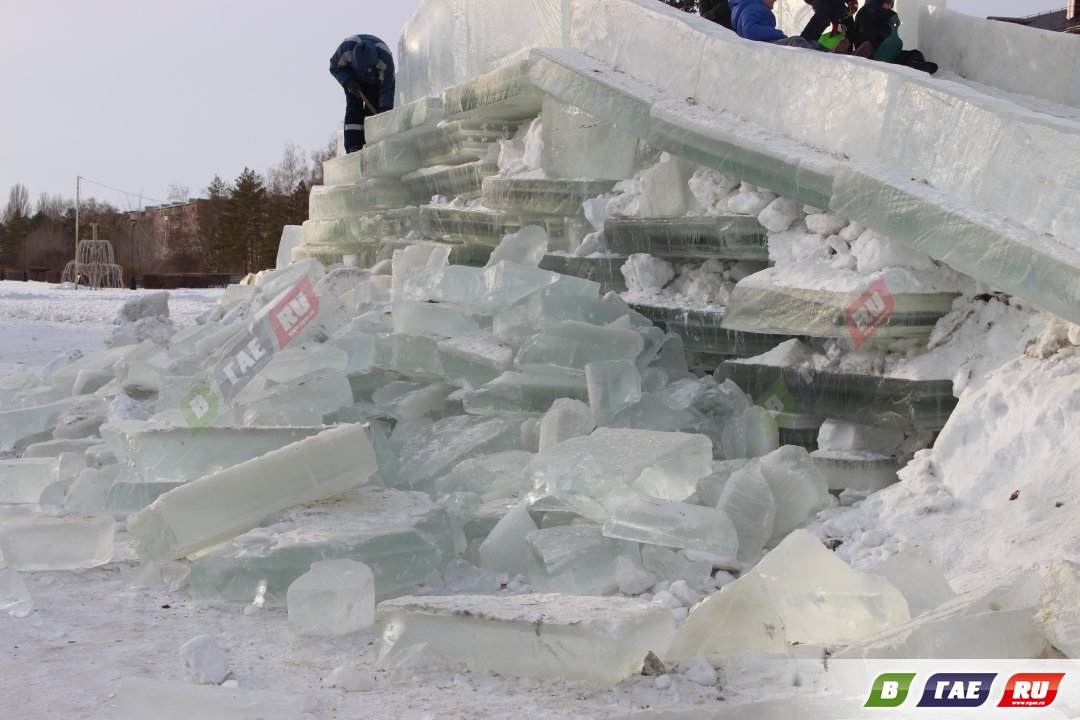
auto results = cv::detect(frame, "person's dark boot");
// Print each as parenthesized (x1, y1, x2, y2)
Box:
(853, 41, 874, 58)
(832, 38, 851, 54)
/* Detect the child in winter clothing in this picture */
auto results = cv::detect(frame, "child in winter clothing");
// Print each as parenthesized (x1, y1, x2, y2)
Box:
(855, 0, 939, 73)
(699, 0, 733, 30)
(731, 0, 827, 50)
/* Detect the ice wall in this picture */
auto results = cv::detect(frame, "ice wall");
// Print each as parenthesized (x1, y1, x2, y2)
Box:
(396, 0, 570, 104)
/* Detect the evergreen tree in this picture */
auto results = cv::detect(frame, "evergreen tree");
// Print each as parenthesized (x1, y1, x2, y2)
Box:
(202, 175, 231, 272)
(219, 168, 268, 274)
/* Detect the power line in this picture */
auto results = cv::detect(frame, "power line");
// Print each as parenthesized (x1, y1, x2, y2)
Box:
(77, 176, 173, 206)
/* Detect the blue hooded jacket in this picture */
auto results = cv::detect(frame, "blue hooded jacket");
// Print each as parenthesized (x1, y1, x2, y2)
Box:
(730, 0, 785, 42)
(330, 34, 396, 110)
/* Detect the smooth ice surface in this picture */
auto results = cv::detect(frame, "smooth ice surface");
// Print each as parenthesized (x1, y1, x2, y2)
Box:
(541, 96, 640, 180)
(0, 457, 57, 504)
(758, 446, 831, 543)
(437, 331, 514, 388)
(464, 371, 589, 417)
(748, 530, 910, 646)
(308, 180, 409, 219)
(868, 546, 955, 617)
(527, 427, 712, 523)
(485, 225, 549, 269)
(538, 397, 595, 451)
(517, 321, 643, 375)
(483, 177, 616, 216)
(604, 216, 768, 261)
(114, 677, 315, 720)
(526, 525, 639, 595)
(127, 423, 376, 562)
(717, 461, 776, 562)
(441, 60, 544, 120)
(602, 496, 738, 557)
(0, 516, 114, 571)
(393, 415, 522, 492)
(668, 573, 786, 659)
(402, 160, 497, 203)
(477, 504, 538, 575)
(287, 559, 375, 636)
(187, 488, 452, 604)
(375, 593, 674, 685)
(586, 359, 642, 425)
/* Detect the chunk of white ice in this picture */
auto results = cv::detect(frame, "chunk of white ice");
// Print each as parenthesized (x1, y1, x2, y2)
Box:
(287, 559, 375, 636)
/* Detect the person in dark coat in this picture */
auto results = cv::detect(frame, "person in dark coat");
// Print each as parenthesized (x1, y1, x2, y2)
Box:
(800, 0, 855, 42)
(330, 34, 396, 153)
(855, 0, 939, 73)
(699, 0, 733, 30)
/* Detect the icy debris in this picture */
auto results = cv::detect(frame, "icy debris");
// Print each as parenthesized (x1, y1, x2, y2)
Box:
(758, 446, 831, 542)
(538, 398, 595, 451)
(716, 461, 776, 562)
(586, 359, 642, 425)
(868, 546, 955, 617)
(1037, 560, 1080, 658)
(680, 657, 718, 687)
(668, 574, 787, 659)
(621, 254, 675, 294)
(0, 457, 57, 504)
(114, 677, 315, 720)
(602, 495, 738, 557)
(0, 398, 78, 452)
(375, 593, 676, 685)
(287, 559, 375, 636)
(106, 291, 173, 348)
(180, 634, 230, 685)
(127, 423, 376, 562)
(0, 550, 32, 618)
(477, 505, 538, 575)
(0, 516, 114, 571)
(328, 665, 375, 692)
(527, 525, 639, 596)
(485, 225, 549, 268)
(758, 197, 803, 233)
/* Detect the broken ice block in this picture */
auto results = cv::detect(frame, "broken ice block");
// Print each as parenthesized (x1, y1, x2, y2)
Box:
(0, 550, 32, 617)
(432, 450, 532, 501)
(495, 286, 645, 346)
(187, 488, 452, 604)
(538, 398, 595, 451)
(0, 398, 77, 452)
(437, 331, 514, 388)
(298, 209, 421, 261)
(477, 504, 538, 575)
(717, 461, 776, 562)
(668, 574, 787, 659)
(517, 321, 644, 375)
(402, 160, 497, 204)
(441, 60, 543, 120)
(541, 96, 641, 180)
(485, 225, 549, 269)
(113, 677, 315, 720)
(758, 446, 831, 542)
(391, 301, 481, 338)
(393, 415, 522, 493)
(869, 546, 955, 617)
(287, 559, 375, 636)
(1037, 560, 1080, 658)
(0, 457, 57, 504)
(483, 177, 617, 216)
(526, 525, 640, 596)
(376, 593, 675, 685)
(233, 368, 353, 425)
(835, 570, 1047, 659)
(527, 427, 712, 523)
(603, 216, 769, 260)
(0, 516, 114, 571)
(308, 179, 408, 219)
(464, 371, 589, 417)
(127, 423, 376, 562)
(602, 496, 738, 557)
(538, 254, 628, 294)
(809, 451, 902, 493)
(586, 359, 642, 425)
(374, 334, 445, 377)
(748, 530, 910, 646)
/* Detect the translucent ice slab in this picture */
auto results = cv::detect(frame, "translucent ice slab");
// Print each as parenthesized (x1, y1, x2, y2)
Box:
(749, 530, 910, 646)
(308, 179, 408, 219)
(667, 574, 787, 659)
(187, 488, 452, 604)
(393, 415, 522, 493)
(809, 450, 902, 493)
(0, 516, 114, 571)
(603, 495, 738, 557)
(287, 559, 375, 636)
(127, 423, 376, 562)
(868, 546, 955, 618)
(758, 446, 831, 543)
(376, 593, 674, 685)
(604, 217, 769, 261)
(716, 461, 776, 562)
(421, 206, 589, 252)
(495, 286, 647, 346)
(629, 302, 797, 357)
(232, 368, 354, 425)
(0, 398, 77, 452)
(538, 398, 595, 452)
(482, 177, 616, 216)
(437, 331, 514, 388)
(538, 254, 628, 294)
(358, 138, 422, 178)
(114, 677, 315, 720)
(101, 421, 324, 483)
(515, 320, 644, 374)
(363, 95, 445, 147)
(391, 301, 481, 338)
(299, 209, 422, 262)
(442, 60, 544, 121)
(0, 457, 57, 504)
(374, 334, 446, 377)
(416, 120, 523, 166)
(527, 427, 712, 522)
(0, 551, 32, 617)
(103, 479, 182, 518)
(477, 504, 538, 574)
(718, 358, 957, 430)
(433, 450, 532, 501)
(526, 525, 640, 596)
(586, 359, 642, 425)
(464, 371, 589, 417)
(402, 161, 498, 203)
(542, 95, 642, 180)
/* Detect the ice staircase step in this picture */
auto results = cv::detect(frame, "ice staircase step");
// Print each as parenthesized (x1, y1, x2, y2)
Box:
(376, 237, 494, 269)
(421, 206, 589, 251)
(810, 450, 902, 493)
(538, 254, 628, 294)
(308, 180, 409, 219)
(629, 302, 800, 357)
(604, 216, 769, 261)
(298, 210, 422, 265)
(363, 95, 445, 146)
(187, 488, 454, 605)
(717, 359, 957, 430)
(442, 59, 545, 121)
(415, 120, 524, 167)
(482, 177, 616, 216)
(402, 160, 499, 204)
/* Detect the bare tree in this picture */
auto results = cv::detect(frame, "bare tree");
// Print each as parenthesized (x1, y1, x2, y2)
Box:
(307, 133, 338, 187)
(35, 192, 70, 221)
(167, 183, 190, 202)
(267, 142, 310, 195)
(4, 184, 31, 224)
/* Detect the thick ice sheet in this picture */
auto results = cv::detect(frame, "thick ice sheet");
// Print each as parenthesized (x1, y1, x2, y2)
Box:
(483, 177, 616, 216)
(604, 216, 768, 261)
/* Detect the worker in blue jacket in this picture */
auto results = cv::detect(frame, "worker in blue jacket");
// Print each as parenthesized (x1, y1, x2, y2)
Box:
(329, 34, 396, 153)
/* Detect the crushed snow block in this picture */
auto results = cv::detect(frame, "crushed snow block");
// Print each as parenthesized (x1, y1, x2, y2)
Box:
(604, 216, 768, 261)
(127, 423, 376, 562)
(482, 177, 616, 216)
(114, 677, 314, 720)
(0, 516, 114, 571)
(375, 593, 675, 685)
(187, 489, 453, 604)
(809, 450, 902, 493)
(287, 559, 375, 636)
(180, 634, 230, 685)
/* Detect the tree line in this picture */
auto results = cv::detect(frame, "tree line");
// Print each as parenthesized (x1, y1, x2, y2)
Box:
(0, 139, 334, 281)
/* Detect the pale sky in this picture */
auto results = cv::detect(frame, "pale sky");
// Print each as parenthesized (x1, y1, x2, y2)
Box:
(0, 0, 1070, 211)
